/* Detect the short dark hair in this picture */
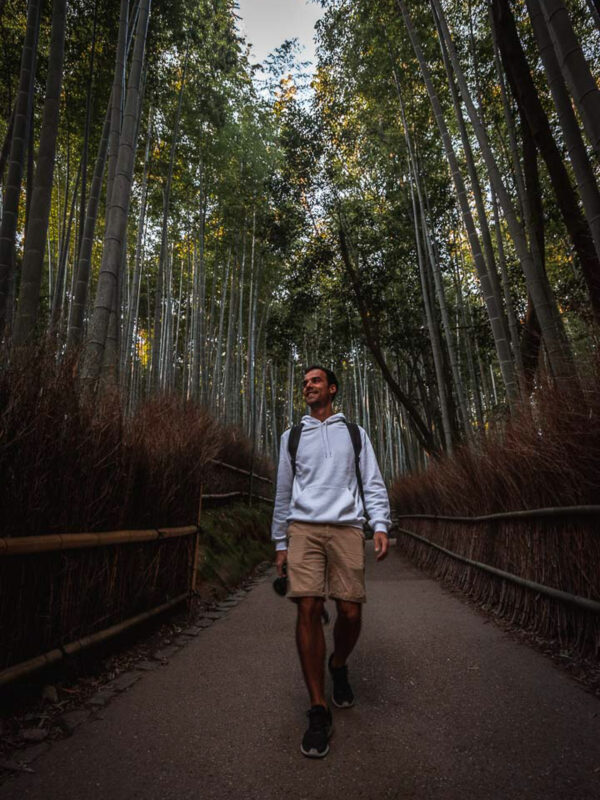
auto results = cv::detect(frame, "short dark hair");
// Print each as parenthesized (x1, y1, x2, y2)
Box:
(303, 365, 339, 400)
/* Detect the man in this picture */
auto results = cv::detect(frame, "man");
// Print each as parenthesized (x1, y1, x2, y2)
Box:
(272, 365, 391, 758)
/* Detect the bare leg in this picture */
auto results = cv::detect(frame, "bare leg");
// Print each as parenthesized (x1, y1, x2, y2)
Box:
(331, 599, 362, 668)
(296, 597, 327, 707)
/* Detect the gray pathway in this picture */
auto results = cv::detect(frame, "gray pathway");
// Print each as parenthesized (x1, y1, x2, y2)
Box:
(2, 542, 600, 799)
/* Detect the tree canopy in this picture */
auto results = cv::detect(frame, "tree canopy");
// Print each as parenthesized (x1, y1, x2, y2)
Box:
(1, 0, 599, 474)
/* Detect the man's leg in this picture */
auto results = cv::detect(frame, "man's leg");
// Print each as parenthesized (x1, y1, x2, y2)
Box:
(296, 596, 327, 707)
(331, 599, 361, 668)
(287, 525, 332, 758)
(326, 527, 365, 708)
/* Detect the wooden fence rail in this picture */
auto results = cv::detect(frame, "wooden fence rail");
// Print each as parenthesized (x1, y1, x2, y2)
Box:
(395, 526, 600, 616)
(0, 461, 273, 687)
(0, 526, 198, 556)
(394, 505, 600, 614)
(0, 594, 188, 688)
(202, 492, 274, 504)
(394, 505, 600, 523)
(394, 505, 600, 656)
(208, 459, 273, 484)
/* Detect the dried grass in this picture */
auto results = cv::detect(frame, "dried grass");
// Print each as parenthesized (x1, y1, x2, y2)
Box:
(391, 368, 600, 657)
(0, 352, 273, 673)
(0, 351, 271, 537)
(392, 372, 600, 516)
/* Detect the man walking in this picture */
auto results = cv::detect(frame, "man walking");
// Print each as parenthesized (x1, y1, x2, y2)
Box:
(272, 365, 392, 758)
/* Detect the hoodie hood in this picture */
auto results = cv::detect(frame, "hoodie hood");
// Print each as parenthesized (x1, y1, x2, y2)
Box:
(300, 412, 346, 426)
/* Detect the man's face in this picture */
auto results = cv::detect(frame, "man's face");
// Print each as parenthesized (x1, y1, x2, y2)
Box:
(302, 369, 336, 408)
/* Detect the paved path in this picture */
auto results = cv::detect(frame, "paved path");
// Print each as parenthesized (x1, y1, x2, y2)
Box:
(2, 542, 600, 800)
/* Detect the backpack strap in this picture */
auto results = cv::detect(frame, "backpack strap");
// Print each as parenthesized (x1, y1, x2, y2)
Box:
(287, 423, 303, 477)
(343, 420, 368, 521)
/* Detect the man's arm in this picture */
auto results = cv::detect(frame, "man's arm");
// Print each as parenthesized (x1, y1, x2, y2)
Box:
(271, 430, 293, 573)
(359, 429, 392, 561)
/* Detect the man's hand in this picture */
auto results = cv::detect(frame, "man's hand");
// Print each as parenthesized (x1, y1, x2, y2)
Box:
(275, 549, 288, 576)
(373, 532, 389, 561)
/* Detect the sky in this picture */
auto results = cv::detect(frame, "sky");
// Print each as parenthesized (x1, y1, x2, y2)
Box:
(236, 0, 324, 73)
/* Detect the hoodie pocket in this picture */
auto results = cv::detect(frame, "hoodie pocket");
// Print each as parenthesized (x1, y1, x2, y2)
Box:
(294, 485, 357, 519)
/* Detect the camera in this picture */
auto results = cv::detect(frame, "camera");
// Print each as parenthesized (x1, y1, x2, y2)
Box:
(272, 564, 330, 624)
(273, 562, 288, 596)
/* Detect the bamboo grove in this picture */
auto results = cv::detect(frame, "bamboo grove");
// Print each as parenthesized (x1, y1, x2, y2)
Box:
(1, 0, 599, 478)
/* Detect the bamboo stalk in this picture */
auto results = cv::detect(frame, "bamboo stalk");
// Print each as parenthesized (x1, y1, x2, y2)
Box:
(396, 527, 600, 615)
(0, 526, 198, 556)
(0, 593, 188, 687)
(394, 506, 600, 523)
(209, 458, 273, 483)
(190, 484, 203, 598)
(202, 491, 273, 504)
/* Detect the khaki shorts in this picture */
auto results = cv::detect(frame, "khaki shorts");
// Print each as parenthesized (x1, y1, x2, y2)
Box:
(286, 521, 366, 604)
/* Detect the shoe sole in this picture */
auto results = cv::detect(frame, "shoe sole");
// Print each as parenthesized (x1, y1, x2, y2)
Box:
(331, 695, 354, 709)
(300, 743, 330, 758)
(300, 725, 333, 758)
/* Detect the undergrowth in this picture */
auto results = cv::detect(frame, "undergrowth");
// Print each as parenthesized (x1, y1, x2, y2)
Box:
(0, 352, 272, 537)
(390, 366, 600, 657)
(195, 502, 274, 598)
(391, 368, 600, 515)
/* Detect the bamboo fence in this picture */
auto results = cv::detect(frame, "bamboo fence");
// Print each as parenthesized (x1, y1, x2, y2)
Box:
(394, 506, 600, 656)
(0, 461, 273, 686)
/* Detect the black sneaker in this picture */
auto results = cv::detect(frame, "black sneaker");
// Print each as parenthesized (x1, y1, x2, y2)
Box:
(328, 654, 355, 708)
(300, 705, 333, 758)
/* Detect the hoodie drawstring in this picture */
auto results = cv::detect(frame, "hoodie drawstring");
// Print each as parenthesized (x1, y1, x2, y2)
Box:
(304, 412, 344, 460)
(320, 424, 329, 458)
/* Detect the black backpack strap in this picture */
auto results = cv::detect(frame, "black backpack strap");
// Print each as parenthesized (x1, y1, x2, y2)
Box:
(344, 421, 368, 520)
(287, 423, 303, 477)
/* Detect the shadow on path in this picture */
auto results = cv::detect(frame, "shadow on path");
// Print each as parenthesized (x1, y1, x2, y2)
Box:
(2, 542, 599, 799)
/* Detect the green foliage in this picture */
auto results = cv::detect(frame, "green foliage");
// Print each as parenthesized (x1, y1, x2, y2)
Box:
(196, 502, 272, 592)
(2, 0, 599, 471)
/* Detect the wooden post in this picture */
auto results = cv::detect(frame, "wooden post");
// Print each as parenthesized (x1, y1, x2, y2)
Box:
(189, 483, 203, 604)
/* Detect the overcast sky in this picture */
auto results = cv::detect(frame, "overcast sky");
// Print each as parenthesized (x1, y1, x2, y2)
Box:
(236, 0, 324, 72)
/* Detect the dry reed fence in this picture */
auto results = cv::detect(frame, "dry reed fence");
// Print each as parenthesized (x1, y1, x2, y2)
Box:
(0, 355, 273, 680)
(391, 371, 600, 658)
(1, 533, 195, 675)
(394, 514, 600, 656)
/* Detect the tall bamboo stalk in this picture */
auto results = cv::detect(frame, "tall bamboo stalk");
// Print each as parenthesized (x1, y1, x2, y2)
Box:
(0, 0, 41, 334)
(122, 108, 152, 382)
(492, 0, 600, 322)
(151, 48, 188, 389)
(51, 161, 81, 335)
(527, 0, 600, 267)
(428, 0, 576, 384)
(13, 0, 68, 347)
(106, 0, 128, 209)
(82, 0, 151, 386)
(392, 4, 518, 402)
(67, 100, 111, 350)
(407, 166, 453, 452)
(541, 0, 600, 155)
(209, 249, 231, 410)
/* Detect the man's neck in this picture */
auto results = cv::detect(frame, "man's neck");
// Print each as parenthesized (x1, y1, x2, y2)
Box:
(310, 404, 335, 423)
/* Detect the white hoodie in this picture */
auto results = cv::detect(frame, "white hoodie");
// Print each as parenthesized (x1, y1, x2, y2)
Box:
(271, 412, 391, 551)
